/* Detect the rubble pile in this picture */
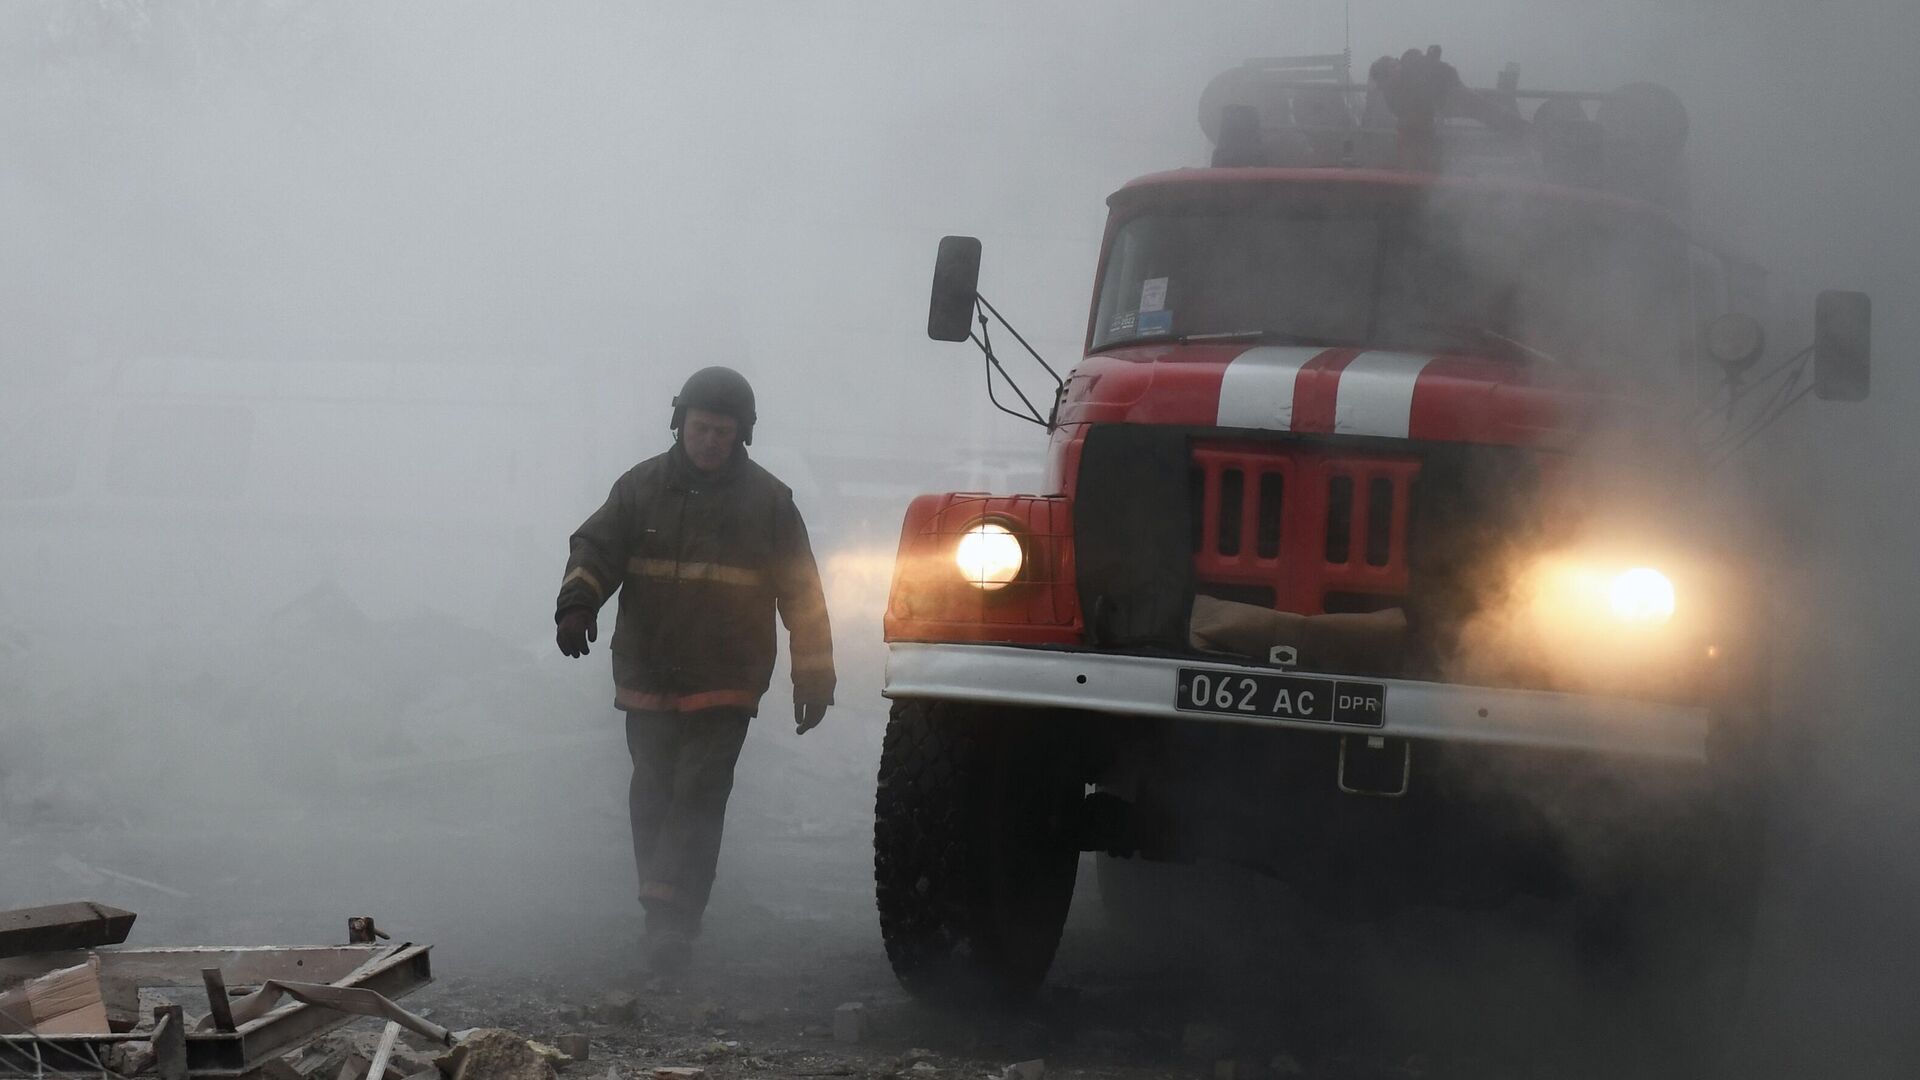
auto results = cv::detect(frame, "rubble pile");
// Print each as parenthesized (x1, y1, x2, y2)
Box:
(0, 904, 441, 1080)
(436, 1029, 559, 1080)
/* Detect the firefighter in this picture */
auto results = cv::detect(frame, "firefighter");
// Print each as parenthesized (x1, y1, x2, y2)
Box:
(1367, 45, 1526, 170)
(554, 366, 835, 972)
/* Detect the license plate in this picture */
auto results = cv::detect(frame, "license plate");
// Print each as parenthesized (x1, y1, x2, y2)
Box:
(1174, 667, 1386, 728)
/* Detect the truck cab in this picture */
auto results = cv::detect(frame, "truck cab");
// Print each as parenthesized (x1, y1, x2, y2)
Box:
(869, 55, 1871, 1044)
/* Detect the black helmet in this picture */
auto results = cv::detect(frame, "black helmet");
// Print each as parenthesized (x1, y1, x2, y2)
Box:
(671, 366, 757, 445)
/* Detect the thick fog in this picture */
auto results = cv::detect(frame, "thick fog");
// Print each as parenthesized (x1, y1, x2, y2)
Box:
(2, 1, 1916, 1076)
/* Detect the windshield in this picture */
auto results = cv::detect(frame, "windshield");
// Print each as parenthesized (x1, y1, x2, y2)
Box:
(1091, 188, 1687, 367)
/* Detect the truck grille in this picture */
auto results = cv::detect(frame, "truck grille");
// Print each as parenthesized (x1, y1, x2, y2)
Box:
(1189, 441, 1419, 615)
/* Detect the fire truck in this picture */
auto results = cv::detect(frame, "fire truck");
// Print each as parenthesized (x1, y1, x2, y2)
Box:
(871, 51, 1874, 1016)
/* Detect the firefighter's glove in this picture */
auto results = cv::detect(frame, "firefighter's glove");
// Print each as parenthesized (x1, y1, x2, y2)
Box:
(794, 702, 828, 735)
(556, 608, 598, 658)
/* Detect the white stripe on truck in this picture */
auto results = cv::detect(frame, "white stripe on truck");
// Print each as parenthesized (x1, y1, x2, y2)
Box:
(1333, 351, 1434, 438)
(1214, 346, 1322, 431)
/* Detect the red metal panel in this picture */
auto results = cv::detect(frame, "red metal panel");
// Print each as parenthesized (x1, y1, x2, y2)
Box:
(1406, 355, 1599, 449)
(1058, 345, 1610, 450)
(1190, 441, 1419, 615)
(884, 493, 1083, 645)
(1051, 346, 1250, 430)
(1287, 348, 1362, 434)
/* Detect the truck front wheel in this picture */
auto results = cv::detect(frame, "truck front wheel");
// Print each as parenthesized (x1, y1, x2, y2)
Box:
(1576, 768, 1766, 1072)
(873, 699, 1081, 1006)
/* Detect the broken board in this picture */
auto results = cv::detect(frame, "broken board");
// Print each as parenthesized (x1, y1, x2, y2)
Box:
(0, 956, 111, 1035)
(0, 902, 136, 960)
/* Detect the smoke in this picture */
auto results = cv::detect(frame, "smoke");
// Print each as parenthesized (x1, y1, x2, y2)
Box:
(1, 0, 1916, 1074)
(1600, 6, 1920, 1075)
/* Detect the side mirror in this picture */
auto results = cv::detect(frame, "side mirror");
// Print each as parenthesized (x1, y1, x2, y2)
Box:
(927, 235, 982, 343)
(1814, 290, 1871, 401)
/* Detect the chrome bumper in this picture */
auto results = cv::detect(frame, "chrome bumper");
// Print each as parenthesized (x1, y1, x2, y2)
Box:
(884, 642, 1708, 763)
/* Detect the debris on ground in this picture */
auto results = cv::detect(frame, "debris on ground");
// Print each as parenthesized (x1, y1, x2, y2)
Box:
(0, 905, 438, 1079)
(437, 1029, 559, 1080)
(586, 991, 642, 1025)
(0, 901, 136, 959)
(831, 1001, 864, 1043)
(524, 1040, 572, 1068)
(0, 954, 108, 1034)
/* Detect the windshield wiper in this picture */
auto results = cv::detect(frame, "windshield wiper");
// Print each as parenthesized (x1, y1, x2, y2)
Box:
(1098, 329, 1346, 351)
(1417, 323, 1568, 366)
(1177, 329, 1345, 346)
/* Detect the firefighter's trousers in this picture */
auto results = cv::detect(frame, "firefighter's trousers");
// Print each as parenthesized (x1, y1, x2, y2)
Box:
(624, 707, 751, 936)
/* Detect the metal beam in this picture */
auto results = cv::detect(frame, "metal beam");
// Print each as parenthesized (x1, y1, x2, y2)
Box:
(202, 969, 237, 1033)
(153, 1007, 188, 1080)
(230, 946, 434, 1070)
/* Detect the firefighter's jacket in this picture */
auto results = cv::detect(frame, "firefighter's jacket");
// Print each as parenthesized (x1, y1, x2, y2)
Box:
(556, 444, 835, 715)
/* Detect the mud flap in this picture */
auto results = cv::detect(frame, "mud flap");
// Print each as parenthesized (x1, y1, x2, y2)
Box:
(1337, 734, 1412, 797)
(1073, 424, 1194, 649)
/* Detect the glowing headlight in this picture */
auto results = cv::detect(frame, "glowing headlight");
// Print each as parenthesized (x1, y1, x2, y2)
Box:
(1524, 558, 1679, 633)
(1607, 567, 1676, 625)
(955, 521, 1023, 590)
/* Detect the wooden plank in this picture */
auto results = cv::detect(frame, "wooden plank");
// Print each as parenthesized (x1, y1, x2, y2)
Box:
(363, 1022, 401, 1080)
(0, 902, 135, 960)
(0, 945, 395, 993)
(203, 968, 238, 1032)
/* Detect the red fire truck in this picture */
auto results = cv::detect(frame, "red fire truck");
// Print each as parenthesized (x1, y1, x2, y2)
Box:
(872, 53, 1872, 1014)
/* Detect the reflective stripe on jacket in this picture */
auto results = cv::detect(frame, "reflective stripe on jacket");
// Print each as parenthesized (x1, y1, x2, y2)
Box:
(556, 444, 835, 715)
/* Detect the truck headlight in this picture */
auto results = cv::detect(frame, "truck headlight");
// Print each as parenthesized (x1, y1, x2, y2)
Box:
(1480, 554, 1710, 698)
(955, 520, 1023, 590)
(1608, 567, 1676, 625)
(1524, 558, 1679, 631)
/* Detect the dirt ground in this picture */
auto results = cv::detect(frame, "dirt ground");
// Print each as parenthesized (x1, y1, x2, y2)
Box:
(387, 851, 1641, 1080)
(8, 672, 1919, 1080)
(3, 690, 1616, 1080)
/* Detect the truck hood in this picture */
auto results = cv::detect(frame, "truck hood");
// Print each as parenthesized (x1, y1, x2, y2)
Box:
(1053, 344, 1637, 450)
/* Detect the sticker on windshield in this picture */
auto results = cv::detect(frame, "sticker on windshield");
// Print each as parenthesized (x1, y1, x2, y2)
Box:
(1139, 277, 1168, 313)
(1107, 311, 1137, 337)
(1136, 310, 1173, 336)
